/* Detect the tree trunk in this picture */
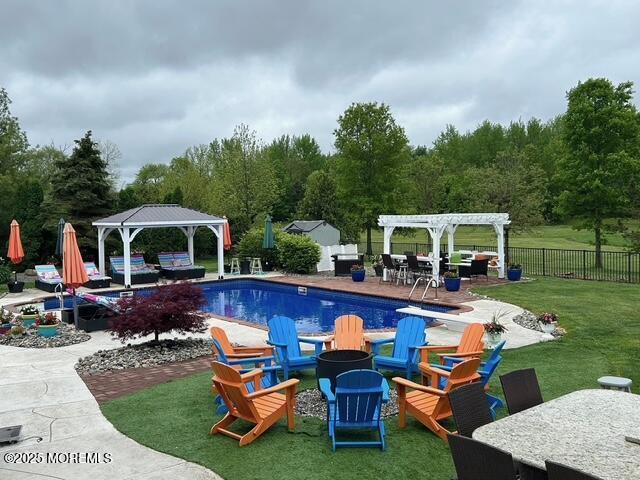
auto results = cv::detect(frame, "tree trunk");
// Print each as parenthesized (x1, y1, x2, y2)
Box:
(366, 225, 372, 256)
(595, 222, 603, 269)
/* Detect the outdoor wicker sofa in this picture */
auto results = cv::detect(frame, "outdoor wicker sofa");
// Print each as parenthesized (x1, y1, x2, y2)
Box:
(109, 255, 159, 285)
(157, 252, 206, 280)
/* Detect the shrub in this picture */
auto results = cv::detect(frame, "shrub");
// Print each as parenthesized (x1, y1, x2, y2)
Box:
(110, 282, 207, 342)
(237, 227, 282, 268)
(276, 233, 321, 274)
(0, 263, 12, 284)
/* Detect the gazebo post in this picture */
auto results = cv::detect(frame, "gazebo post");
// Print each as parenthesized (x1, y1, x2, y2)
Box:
(119, 227, 132, 288)
(187, 226, 196, 265)
(216, 224, 225, 279)
(446, 224, 458, 256)
(428, 226, 445, 284)
(382, 226, 395, 281)
(97, 227, 106, 275)
(494, 223, 505, 279)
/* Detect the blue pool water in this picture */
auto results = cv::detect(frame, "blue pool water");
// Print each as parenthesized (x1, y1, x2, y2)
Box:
(45, 279, 453, 333)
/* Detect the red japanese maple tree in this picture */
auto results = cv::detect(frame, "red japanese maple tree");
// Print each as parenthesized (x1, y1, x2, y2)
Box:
(110, 282, 207, 342)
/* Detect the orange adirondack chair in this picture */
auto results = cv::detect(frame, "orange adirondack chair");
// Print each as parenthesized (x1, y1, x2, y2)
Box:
(418, 323, 484, 365)
(394, 358, 481, 442)
(323, 315, 370, 351)
(210, 326, 273, 359)
(210, 361, 299, 446)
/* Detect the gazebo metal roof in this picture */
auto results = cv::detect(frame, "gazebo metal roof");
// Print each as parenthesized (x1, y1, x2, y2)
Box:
(93, 204, 224, 227)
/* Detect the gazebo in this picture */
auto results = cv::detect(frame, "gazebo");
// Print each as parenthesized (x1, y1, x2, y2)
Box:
(93, 204, 227, 287)
(377, 213, 511, 280)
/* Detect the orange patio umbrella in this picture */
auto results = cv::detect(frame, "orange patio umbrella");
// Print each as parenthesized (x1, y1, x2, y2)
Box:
(7, 220, 25, 264)
(63, 223, 89, 327)
(223, 216, 232, 250)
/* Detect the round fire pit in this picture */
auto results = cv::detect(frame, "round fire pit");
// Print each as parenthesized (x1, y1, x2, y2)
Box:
(316, 349, 373, 392)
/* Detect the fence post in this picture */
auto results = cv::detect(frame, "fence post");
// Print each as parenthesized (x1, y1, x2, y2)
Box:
(583, 250, 586, 279)
(415, 242, 418, 254)
(542, 248, 546, 276)
(628, 253, 632, 283)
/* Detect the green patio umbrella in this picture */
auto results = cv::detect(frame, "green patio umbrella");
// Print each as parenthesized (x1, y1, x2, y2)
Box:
(262, 215, 275, 249)
(55, 218, 66, 257)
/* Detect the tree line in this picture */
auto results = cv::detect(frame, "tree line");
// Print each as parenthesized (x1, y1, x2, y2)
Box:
(1, 77, 639, 268)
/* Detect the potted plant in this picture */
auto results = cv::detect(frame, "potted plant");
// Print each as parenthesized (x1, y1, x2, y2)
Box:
(443, 271, 461, 292)
(537, 312, 557, 334)
(36, 312, 60, 338)
(350, 264, 366, 282)
(10, 324, 26, 336)
(0, 308, 15, 335)
(0, 262, 24, 294)
(371, 255, 384, 277)
(484, 313, 508, 348)
(20, 305, 40, 328)
(507, 263, 522, 281)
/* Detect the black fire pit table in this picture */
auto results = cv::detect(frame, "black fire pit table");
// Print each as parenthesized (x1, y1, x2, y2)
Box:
(316, 349, 373, 392)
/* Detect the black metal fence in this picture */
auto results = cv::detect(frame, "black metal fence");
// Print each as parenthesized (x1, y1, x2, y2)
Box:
(358, 241, 640, 284)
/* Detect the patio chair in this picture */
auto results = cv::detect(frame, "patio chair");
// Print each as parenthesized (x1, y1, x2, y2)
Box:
(158, 252, 205, 280)
(419, 323, 485, 365)
(370, 316, 428, 379)
(394, 358, 481, 442)
(35, 265, 63, 292)
(210, 361, 299, 446)
(458, 259, 489, 282)
(447, 382, 494, 438)
(323, 315, 369, 351)
(499, 368, 543, 415)
(406, 255, 429, 284)
(267, 316, 325, 379)
(83, 262, 111, 289)
(545, 461, 602, 480)
(438, 340, 506, 418)
(448, 433, 519, 480)
(380, 253, 399, 284)
(109, 255, 159, 285)
(319, 369, 389, 451)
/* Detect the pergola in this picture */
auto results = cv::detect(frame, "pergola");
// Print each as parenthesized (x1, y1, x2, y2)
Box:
(377, 213, 511, 280)
(93, 204, 227, 287)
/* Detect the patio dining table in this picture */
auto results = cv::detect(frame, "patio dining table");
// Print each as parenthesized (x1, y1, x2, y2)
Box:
(473, 389, 640, 480)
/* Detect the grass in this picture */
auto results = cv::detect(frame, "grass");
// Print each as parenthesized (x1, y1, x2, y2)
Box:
(101, 278, 640, 479)
(0, 281, 35, 294)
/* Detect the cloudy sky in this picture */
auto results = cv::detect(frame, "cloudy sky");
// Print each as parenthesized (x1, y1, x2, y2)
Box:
(2, 1, 639, 183)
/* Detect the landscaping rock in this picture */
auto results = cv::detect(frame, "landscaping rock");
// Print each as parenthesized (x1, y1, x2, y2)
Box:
(512, 310, 565, 337)
(75, 337, 212, 375)
(295, 388, 399, 419)
(0, 322, 91, 348)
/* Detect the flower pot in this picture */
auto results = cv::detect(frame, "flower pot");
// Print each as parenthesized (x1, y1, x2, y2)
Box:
(351, 270, 366, 282)
(539, 322, 556, 334)
(20, 314, 38, 328)
(486, 332, 503, 348)
(507, 268, 522, 281)
(37, 322, 60, 338)
(444, 277, 461, 292)
(7, 281, 24, 293)
(0, 324, 11, 335)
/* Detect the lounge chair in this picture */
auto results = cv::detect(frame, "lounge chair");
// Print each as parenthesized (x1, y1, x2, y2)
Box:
(83, 262, 111, 289)
(109, 255, 159, 285)
(65, 289, 119, 332)
(157, 252, 205, 280)
(35, 265, 63, 292)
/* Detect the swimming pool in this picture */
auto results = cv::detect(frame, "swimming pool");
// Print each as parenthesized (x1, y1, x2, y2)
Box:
(44, 279, 453, 333)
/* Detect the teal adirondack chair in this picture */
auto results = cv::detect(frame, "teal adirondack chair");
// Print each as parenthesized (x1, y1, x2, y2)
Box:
(435, 340, 506, 418)
(370, 316, 428, 379)
(319, 369, 389, 451)
(267, 316, 325, 379)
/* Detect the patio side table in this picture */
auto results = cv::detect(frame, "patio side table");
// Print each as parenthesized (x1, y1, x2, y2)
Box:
(597, 375, 632, 392)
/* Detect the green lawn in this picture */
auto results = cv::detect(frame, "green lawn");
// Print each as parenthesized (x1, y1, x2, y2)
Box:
(0, 281, 35, 294)
(361, 224, 632, 251)
(101, 278, 640, 479)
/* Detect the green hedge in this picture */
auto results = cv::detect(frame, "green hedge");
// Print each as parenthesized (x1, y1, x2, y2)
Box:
(276, 234, 321, 274)
(237, 227, 283, 268)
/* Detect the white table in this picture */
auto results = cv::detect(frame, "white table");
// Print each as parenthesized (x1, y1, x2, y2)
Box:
(473, 389, 640, 479)
(390, 254, 437, 263)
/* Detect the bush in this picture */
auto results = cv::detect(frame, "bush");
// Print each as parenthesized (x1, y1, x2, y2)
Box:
(0, 263, 11, 284)
(110, 282, 207, 342)
(237, 227, 282, 268)
(276, 233, 321, 274)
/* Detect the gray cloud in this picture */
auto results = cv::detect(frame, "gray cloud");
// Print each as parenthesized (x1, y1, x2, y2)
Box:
(1, 0, 639, 182)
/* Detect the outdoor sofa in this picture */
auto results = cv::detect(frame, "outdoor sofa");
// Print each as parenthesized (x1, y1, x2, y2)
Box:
(109, 255, 159, 285)
(157, 252, 205, 280)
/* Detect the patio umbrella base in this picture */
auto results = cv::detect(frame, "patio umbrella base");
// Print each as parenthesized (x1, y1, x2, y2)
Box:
(7, 281, 24, 294)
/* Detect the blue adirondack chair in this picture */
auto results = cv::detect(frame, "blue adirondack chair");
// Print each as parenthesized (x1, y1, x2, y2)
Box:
(319, 369, 389, 451)
(211, 337, 282, 414)
(369, 316, 428, 379)
(435, 340, 506, 418)
(267, 316, 325, 379)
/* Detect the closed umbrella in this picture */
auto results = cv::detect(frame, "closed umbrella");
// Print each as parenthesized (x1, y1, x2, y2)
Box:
(7, 220, 25, 264)
(262, 215, 274, 249)
(223, 216, 232, 251)
(55, 218, 65, 257)
(62, 223, 89, 327)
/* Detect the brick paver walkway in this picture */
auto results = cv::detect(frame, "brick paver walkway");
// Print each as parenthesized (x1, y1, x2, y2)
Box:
(81, 356, 212, 404)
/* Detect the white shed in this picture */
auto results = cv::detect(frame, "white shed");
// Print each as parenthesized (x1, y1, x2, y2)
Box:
(282, 220, 340, 246)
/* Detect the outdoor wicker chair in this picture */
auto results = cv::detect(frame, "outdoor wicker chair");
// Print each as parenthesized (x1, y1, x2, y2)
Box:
(448, 433, 518, 480)
(448, 382, 494, 438)
(458, 259, 489, 282)
(545, 461, 602, 480)
(499, 368, 544, 414)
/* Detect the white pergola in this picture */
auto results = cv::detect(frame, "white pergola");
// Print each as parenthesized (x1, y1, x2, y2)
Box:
(93, 204, 227, 287)
(378, 213, 511, 280)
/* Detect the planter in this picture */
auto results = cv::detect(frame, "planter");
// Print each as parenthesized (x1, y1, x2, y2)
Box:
(486, 332, 503, 348)
(351, 270, 366, 282)
(539, 322, 556, 334)
(444, 277, 461, 292)
(7, 281, 24, 293)
(0, 324, 11, 335)
(37, 322, 60, 338)
(20, 314, 38, 328)
(507, 268, 522, 281)
(373, 265, 384, 277)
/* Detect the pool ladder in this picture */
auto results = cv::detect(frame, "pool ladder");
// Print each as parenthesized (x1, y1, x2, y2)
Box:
(408, 276, 438, 304)
(55, 283, 65, 310)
